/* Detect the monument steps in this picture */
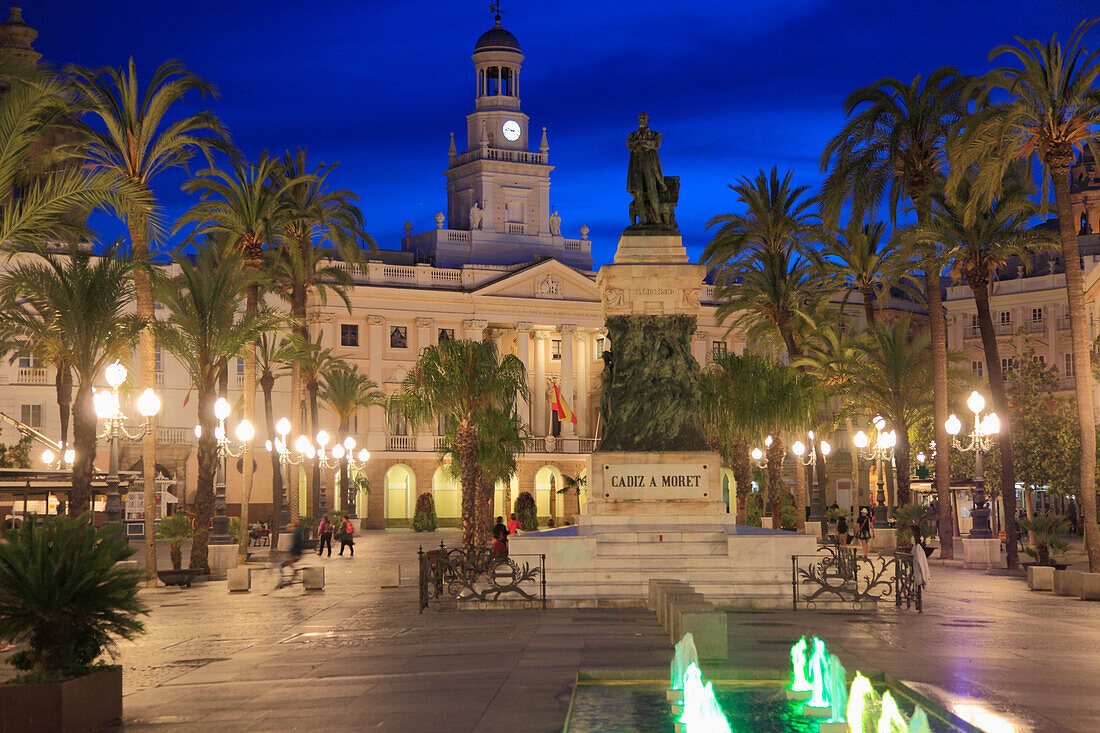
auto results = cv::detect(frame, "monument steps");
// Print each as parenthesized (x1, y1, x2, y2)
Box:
(596, 541, 729, 557)
(589, 555, 733, 570)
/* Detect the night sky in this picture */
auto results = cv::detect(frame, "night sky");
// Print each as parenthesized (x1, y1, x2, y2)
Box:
(31, 1, 1096, 266)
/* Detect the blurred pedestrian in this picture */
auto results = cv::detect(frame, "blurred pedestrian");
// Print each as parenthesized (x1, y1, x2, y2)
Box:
(317, 514, 333, 557)
(338, 515, 355, 556)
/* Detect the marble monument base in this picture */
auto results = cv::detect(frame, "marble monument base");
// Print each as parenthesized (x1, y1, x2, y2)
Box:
(510, 451, 816, 608)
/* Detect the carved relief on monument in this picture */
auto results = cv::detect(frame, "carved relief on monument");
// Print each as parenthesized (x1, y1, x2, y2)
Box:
(536, 275, 562, 298)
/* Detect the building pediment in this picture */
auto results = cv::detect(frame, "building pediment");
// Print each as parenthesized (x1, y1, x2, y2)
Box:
(472, 259, 599, 302)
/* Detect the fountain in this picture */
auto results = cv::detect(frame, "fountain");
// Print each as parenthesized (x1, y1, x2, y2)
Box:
(908, 706, 932, 733)
(786, 636, 811, 700)
(670, 633, 699, 700)
(878, 691, 909, 732)
(846, 672, 879, 733)
(817, 654, 849, 733)
(678, 663, 732, 733)
(802, 637, 831, 717)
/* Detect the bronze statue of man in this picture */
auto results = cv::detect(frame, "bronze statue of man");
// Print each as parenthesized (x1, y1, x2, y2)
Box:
(626, 112, 667, 227)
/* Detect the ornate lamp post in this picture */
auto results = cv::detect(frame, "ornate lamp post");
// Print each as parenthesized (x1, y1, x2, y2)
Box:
(853, 416, 896, 529)
(945, 390, 1000, 539)
(196, 396, 253, 544)
(94, 361, 161, 525)
(311, 432, 370, 517)
(40, 446, 75, 471)
(266, 417, 306, 527)
(792, 432, 831, 520)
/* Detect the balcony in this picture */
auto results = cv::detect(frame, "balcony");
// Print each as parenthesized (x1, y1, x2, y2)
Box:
(16, 367, 47, 384)
(1058, 316, 1072, 330)
(155, 371, 165, 387)
(434, 436, 449, 451)
(1061, 376, 1077, 390)
(157, 426, 193, 444)
(387, 435, 415, 451)
(1027, 319, 1046, 333)
(963, 325, 981, 340)
(995, 323, 1014, 336)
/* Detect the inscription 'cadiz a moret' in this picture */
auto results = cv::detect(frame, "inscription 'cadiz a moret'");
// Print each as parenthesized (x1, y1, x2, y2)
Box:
(610, 474, 702, 488)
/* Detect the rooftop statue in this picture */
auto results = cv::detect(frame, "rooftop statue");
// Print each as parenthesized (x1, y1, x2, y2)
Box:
(626, 113, 679, 231)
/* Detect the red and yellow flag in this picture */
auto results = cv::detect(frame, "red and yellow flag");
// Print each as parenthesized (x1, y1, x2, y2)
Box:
(551, 383, 578, 425)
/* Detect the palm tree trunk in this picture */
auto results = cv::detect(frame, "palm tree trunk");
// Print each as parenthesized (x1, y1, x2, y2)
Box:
(766, 437, 785, 527)
(861, 286, 877, 328)
(1052, 163, 1100, 571)
(794, 458, 807, 533)
(288, 360, 302, 522)
(455, 423, 480, 551)
(814, 438, 828, 520)
(925, 267, 953, 559)
(308, 380, 321, 518)
(54, 365, 72, 510)
(338, 418, 351, 513)
(262, 374, 282, 550)
(190, 386, 218, 574)
(729, 438, 751, 524)
(130, 216, 159, 585)
(478, 475, 494, 544)
(894, 422, 911, 508)
(69, 382, 96, 514)
(236, 281, 259, 566)
(970, 277, 1020, 568)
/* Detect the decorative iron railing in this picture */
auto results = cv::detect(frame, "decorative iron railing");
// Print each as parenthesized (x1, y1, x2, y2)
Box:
(418, 543, 545, 612)
(791, 546, 920, 612)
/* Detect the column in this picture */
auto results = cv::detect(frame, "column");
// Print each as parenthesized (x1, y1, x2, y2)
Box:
(576, 331, 588, 438)
(516, 323, 532, 427)
(692, 330, 708, 367)
(416, 317, 432, 354)
(560, 325, 576, 437)
(533, 331, 547, 436)
(367, 316, 386, 452)
(462, 318, 488, 341)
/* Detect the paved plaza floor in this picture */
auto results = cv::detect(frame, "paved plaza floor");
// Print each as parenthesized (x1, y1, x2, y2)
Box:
(4, 529, 1099, 731)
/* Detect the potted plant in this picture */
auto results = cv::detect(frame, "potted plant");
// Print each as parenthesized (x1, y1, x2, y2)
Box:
(1019, 514, 1071, 568)
(0, 514, 147, 731)
(412, 493, 437, 532)
(514, 491, 538, 532)
(893, 504, 937, 552)
(298, 515, 318, 549)
(824, 506, 845, 539)
(155, 514, 201, 587)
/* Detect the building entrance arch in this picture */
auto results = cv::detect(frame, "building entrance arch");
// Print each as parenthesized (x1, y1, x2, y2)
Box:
(384, 464, 415, 521)
(432, 467, 460, 519)
(535, 465, 563, 520)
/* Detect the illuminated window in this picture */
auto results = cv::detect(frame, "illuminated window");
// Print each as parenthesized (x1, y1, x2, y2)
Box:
(390, 326, 407, 349)
(20, 403, 42, 428)
(551, 339, 561, 360)
(340, 324, 359, 347)
(971, 361, 983, 377)
(1065, 353, 1075, 378)
(438, 328, 454, 342)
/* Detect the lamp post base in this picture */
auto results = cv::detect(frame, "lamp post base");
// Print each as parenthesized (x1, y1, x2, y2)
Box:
(969, 486, 994, 539)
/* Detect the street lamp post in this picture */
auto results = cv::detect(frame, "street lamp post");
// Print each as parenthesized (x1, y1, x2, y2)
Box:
(266, 417, 306, 528)
(792, 432, 831, 522)
(945, 391, 1000, 539)
(94, 361, 161, 525)
(853, 416, 896, 529)
(301, 430, 371, 517)
(196, 397, 253, 545)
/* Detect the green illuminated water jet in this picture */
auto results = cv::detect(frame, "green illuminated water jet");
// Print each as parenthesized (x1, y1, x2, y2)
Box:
(671, 633, 699, 693)
(806, 637, 829, 710)
(846, 672, 878, 732)
(679, 663, 731, 733)
(788, 636, 810, 694)
(824, 654, 848, 724)
(877, 691, 908, 732)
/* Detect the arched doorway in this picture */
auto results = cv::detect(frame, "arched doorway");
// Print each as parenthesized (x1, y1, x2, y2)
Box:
(535, 465, 563, 521)
(432, 466, 460, 525)
(384, 464, 415, 525)
(495, 476, 518, 519)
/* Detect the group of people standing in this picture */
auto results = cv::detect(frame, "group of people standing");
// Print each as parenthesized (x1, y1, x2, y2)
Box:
(315, 514, 356, 557)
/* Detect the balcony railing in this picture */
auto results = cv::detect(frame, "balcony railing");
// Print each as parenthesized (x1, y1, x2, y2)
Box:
(434, 436, 449, 450)
(1061, 376, 1077, 390)
(964, 325, 981, 340)
(1027, 319, 1046, 333)
(157, 426, 193, 444)
(155, 371, 165, 387)
(16, 367, 47, 384)
(1058, 316, 1072, 330)
(995, 323, 1014, 336)
(387, 435, 415, 451)
(577, 438, 598, 453)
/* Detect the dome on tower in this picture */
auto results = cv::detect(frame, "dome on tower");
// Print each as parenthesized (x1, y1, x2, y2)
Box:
(474, 20, 520, 53)
(0, 5, 41, 68)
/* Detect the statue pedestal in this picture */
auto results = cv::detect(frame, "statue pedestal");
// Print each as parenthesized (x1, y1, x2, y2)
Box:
(585, 451, 725, 516)
(598, 232, 704, 318)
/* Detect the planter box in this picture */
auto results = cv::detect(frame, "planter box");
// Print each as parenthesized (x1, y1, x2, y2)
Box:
(0, 665, 121, 732)
(1027, 565, 1054, 591)
(1079, 573, 1100, 601)
(157, 568, 200, 587)
(1054, 570, 1083, 597)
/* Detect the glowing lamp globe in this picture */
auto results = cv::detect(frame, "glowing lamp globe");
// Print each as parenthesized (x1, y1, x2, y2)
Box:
(853, 430, 868, 449)
(820, 440, 831, 457)
(94, 389, 119, 419)
(751, 447, 764, 461)
(792, 441, 806, 456)
(63, 449, 75, 465)
(214, 425, 226, 442)
(343, 436, 356, 451)
(194, 424, 202, 439)
(331, 444, 345, 460)
(104, 361, 127, 389)
(41, 448, 55, 465)
(265, 439, 273, 452)
(981, 412, 1001, 436)
(357, 449, 370, 462)
(967, 391, 986, 415)
(316, 430, 330, 447)
(236, 419, 255, 442)
(214, 397, 231, 422)
(294, 435, 311, 454)
(764, 435, 773, 447)
(873, 415, 886, 431)
(916, 452, 926, 464)
(276, 417, 291, 437)
(136, 388, 161, 418)
(305, 444, 316, 460)
(945, 414, 962, 436)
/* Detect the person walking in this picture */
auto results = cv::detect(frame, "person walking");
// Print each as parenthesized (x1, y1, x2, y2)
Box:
(856, 507, 873, 557)
(507, 512, 519, 536)
(338, 515, 355, 556)
(317, 514, 334, 557)
(836, 512, 849, 547)
(492, 515, 510, 560)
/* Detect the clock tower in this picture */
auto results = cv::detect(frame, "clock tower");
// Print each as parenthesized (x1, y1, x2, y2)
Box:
(443, 12, 554, 242)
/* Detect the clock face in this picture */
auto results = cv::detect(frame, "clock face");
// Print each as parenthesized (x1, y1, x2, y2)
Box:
(502, 120, 521, 141)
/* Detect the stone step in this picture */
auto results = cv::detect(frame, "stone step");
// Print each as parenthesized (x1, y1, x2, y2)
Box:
(578, 514, 735, 527)
(593, 530, 728, 543)
(596, 541, 729, 557)
(587, 555, 733, 569)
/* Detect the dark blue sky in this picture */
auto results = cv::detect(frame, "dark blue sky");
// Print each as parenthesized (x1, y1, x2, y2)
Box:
(31, 1, 1095, 265)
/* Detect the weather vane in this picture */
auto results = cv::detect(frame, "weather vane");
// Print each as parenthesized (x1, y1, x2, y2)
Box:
(490, 1, 503, 22)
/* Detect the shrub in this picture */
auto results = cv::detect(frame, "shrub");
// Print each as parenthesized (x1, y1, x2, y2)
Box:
(0, 514, 147, 681)
(894, 504, 936, 547)
(1020, 514, 1071, 565)
(515, 491, 538, 531)
(780, 490, 796, 531)
(412, 493, 437, 532)
(824, 506, 846, 524)
(298, 515, 316, 540)
(155, 514, 197, 570)
(745, 492, 763, 527)
(228, 516, 240, 542)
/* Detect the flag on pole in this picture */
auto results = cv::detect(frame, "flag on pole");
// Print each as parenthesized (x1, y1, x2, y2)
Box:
(551, 383, 577, 424)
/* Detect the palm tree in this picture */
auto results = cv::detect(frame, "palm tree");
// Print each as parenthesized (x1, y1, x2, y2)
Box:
(319, 363, 384, 515)
(0, 243, 143, 513)
(703, 167, 827, 360)
(820, 67, 966, 558)
(269, 149, 370, 526)
(70, 57, 229, 580)
(255, 333, 292, 549)
(153, 245, 281, 574)
(950, 20, 1100, 569)
(289, 335, 347, 518)
(391, 339, 528, 551)
(177, 155, 301, 560)
(833, 316, 936, 510)
(900, 170, 1056, 568)
(820, 221, 914, 327)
